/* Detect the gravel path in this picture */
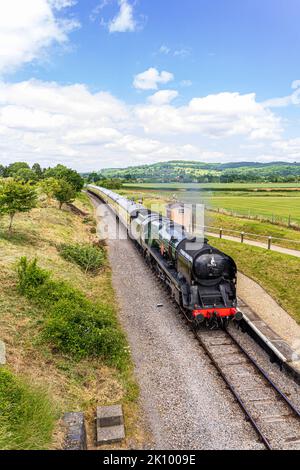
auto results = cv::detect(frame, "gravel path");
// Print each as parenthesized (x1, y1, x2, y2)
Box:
(91, 197, 263, 450)
(237, 273, 300, 355)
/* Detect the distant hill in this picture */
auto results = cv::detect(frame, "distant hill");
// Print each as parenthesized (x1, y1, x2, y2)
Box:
(95, 160, 300, 183)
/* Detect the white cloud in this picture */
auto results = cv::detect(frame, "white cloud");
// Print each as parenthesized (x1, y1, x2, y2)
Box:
(136, 92, 281, 139)
(272, 138, 300, 159)
(109, 0, 136, 33)
(158, 44, 191, 58)
(133, 67, 174, 90)
(174, 47, 191, 58)
(49, 0, 77, 9)
(0, 0, 79, 74)
(159, 45, 170, 55)
(180, 80, 192, 87)
(0, 79, 287, 171)
(263, 80, 300, 108)
(148, 90, 178, 106)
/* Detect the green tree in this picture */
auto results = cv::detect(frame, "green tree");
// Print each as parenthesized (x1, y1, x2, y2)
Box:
(0, 165, 6, 177)
(32, 163, 43, 179)
(53, 180, 76, 209)
(44, 164, 84, 192)
(0, 179, 37, 233)
(39, 177, 60, 203)
(15, 168, 38, 183)
(6, 162, 30, 177)
(87, 172, 101, 183)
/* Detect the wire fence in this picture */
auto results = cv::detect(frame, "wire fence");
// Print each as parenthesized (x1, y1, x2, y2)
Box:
(206, 206, 300, 231)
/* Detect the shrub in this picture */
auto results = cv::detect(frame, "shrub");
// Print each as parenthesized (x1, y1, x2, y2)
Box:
(17, 257, 50, 295)
(0, 368, 56, 450)
(58, 243, 105, 273)
(16, 257, 129, 369)
(43, 300, 128, 366)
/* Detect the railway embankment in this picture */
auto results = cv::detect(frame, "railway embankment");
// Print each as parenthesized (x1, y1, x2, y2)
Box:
(0, 193, 144, 449)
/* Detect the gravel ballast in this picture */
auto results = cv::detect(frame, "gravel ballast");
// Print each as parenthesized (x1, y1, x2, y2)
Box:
(91, 197, 264, 450)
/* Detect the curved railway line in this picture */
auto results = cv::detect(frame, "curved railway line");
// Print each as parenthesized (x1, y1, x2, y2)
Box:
(196, 328, 300, 450)
(89, 191, 300, 450)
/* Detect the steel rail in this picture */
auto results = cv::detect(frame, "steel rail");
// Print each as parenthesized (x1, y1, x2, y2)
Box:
(196, 327, 300, 451)
(195, 329, 272, 450)
(225, 329, 300, 420)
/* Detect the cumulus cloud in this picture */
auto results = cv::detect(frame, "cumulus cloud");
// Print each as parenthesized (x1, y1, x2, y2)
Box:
(136, 92, 281, 139)
(133, 67, 174, 90)
(147, 90, 178, 106)
(0, 79, 287, 170)
(0, 0, 79, 74)
(108, 0, 136, 33)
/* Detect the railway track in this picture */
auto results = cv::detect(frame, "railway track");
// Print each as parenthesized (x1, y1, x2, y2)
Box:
(196, 328, 300, 450)
(91, 194, 300, 449)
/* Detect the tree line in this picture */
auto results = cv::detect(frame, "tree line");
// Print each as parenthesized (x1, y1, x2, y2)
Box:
(0, 162, 84, 233)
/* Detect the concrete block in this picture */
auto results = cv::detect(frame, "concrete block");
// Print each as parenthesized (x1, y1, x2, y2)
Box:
(63, 412, 87, 450)
(97, 424, 125, 445)
(96, 405, 125, 446)
(0, 341, 6, 365)
(97, 404, 123, 427)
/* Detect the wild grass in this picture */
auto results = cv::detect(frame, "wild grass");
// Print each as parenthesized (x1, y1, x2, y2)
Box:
(0, 368, 56, 450)
(0, 193, 143, 449)
(17, 257, 129, 369)
(58, 243, 105, 273)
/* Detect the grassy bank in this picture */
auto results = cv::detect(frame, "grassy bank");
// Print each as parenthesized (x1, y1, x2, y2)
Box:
(210, 238, 300, 324)
(0, 368, 56, 450)
(0, 193, 143, 449)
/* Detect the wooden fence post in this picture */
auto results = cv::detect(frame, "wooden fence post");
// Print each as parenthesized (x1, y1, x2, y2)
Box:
(268, 236, 272, 250)
(241, 232, 244, 243)
(219, 228, 223, 239)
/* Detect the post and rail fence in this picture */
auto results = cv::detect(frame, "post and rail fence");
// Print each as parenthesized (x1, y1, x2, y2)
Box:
(201, 225, 300, 252)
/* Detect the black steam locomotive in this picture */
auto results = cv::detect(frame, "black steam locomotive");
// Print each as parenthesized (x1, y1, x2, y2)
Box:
(87, 185, 242, 328)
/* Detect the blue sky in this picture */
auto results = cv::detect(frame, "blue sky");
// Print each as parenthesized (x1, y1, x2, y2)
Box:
(0, 0, 300, 170)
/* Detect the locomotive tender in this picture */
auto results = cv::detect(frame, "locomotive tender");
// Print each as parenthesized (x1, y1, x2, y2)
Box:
(87, 185, 242, 328)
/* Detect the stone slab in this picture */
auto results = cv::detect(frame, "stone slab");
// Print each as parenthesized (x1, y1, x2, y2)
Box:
(96, 424, 125, 445)
(240, 306, 260, 322)
(270, 340, 299, 363)
(0, 341, 6, 365)
(63, 412, 87, 450)
(97, 404, 123, 428)
(251, 320, 282, 341)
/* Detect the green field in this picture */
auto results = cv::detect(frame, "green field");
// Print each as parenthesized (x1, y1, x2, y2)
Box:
(122, 183, 300, 226)
(124, 182, 300, 191)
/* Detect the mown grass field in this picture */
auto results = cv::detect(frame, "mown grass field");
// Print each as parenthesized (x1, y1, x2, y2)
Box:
(121, 182, 300, 228)
(0, 193, 144, 449)
(124, 182, 300, 190)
